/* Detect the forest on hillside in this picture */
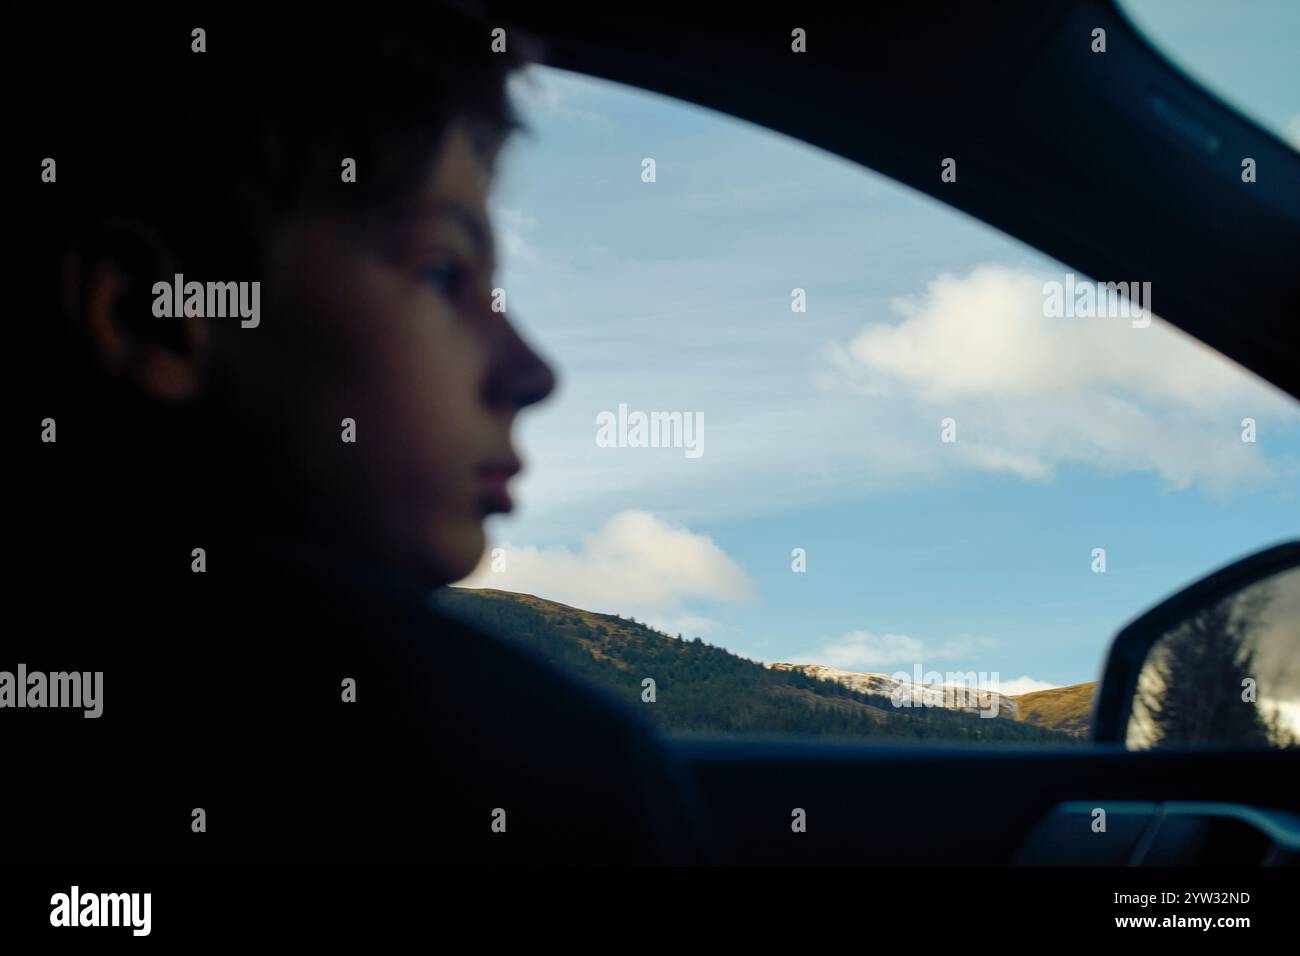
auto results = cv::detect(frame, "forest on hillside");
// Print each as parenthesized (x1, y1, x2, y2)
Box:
(434, 588, 1081, 745)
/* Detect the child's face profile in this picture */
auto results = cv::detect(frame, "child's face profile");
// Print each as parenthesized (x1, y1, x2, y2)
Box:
(213, 121, 556, 586)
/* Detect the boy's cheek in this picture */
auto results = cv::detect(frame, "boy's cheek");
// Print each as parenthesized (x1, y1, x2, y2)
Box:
(260, 221, 492, 487)
(265, 219, 396, 349)
(388, 319, 491, 427)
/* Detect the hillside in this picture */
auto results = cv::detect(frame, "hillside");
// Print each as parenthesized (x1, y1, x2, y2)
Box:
(434, 587, 1082, 745)
(1011, 682, 1098, 737)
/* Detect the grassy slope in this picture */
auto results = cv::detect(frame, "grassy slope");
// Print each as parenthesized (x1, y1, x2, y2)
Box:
(1011, 682, 1098, 737)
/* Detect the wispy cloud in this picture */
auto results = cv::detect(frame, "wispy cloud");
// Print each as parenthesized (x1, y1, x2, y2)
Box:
(796, 630, 996, 670)
(489, 203, 540, 269)
(508, 66, 612, 129)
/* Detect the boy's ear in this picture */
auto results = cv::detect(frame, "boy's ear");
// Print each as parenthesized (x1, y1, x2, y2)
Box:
(60, 217, 210, 402)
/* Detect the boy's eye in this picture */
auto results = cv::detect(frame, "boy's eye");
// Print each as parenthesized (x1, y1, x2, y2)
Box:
(421, 261, 468, 299)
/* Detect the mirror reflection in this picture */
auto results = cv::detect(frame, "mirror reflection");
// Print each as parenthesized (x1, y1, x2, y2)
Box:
(1126, 566, 1300, 749)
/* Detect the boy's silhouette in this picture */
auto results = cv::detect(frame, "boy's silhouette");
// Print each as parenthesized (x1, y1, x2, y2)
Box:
(11, 4, 713, 865)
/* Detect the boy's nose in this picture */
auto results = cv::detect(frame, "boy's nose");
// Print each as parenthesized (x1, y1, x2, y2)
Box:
(486, 312, 557, 412)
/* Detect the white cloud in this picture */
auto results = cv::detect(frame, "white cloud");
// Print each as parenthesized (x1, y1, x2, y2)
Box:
(963, 445, 1054, 482)
(851, 265, 1250, 407)
(834, 264, 1298, 493)
(457, 510, 757, 635)
(997, 676, 1061, 696)
(800, 630, 988, 670)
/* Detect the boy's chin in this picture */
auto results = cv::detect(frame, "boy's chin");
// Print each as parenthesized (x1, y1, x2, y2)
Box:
(419, 522, 487, 588)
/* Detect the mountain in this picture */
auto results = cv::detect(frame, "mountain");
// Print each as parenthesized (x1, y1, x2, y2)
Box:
(1011, 682, 1098, 737)
(778, 662, 1099, 737)
(766, 663, 1021, 719)
(434, 587, 1083, 745)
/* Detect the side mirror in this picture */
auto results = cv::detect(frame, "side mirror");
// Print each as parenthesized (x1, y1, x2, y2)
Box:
(1093, 540, 1300, 748)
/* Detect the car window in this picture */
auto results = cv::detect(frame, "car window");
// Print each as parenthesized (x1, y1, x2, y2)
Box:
(440, 64, 1300, 747)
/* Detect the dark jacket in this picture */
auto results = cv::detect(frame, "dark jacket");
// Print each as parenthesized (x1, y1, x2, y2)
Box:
(7, 518, 714, 866)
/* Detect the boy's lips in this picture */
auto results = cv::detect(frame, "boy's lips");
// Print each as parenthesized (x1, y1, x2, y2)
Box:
(477, 457, 522, 512)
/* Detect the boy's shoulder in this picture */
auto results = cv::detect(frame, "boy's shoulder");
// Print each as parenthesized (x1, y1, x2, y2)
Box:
(28, 528, 712, 865)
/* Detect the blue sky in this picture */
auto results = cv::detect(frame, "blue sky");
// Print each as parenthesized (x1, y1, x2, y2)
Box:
(459, 4, 1300, 693)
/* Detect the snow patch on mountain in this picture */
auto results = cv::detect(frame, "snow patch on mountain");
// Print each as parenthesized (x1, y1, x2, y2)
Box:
(767, 663, 1020, 719)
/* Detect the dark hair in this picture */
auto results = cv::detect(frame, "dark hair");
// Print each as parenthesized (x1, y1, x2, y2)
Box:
(18, 1, 537, 393)
(25, 3, 535, 276)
